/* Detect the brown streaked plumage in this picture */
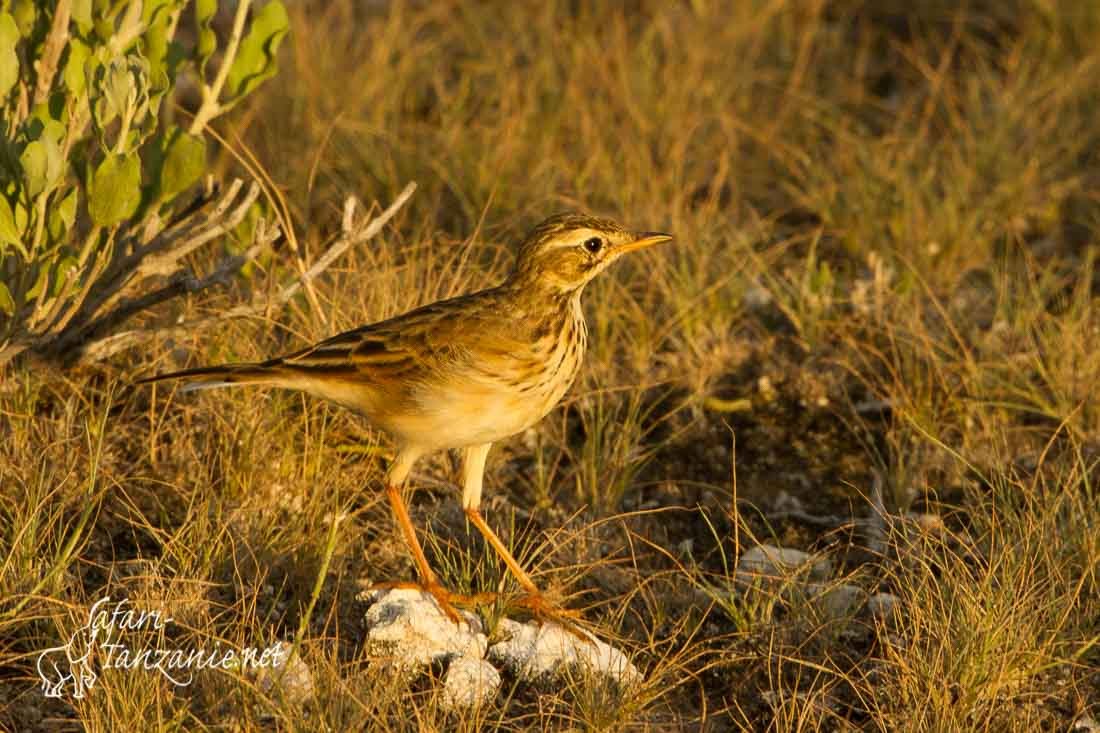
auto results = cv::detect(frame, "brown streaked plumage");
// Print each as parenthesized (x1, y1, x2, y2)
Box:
(138, 212, 671, 624)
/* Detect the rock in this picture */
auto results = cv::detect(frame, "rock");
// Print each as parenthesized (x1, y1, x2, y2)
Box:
(442, 655, 501, 709)
(743, 282, 773, 308)
(866, 592, 901, 621)
(905, 512, 946, 535)
(1075, 713, 1100, 732)
(360, 588, 486, 668)
(359, 589, 640, 708)
(488, 619, 641, 686)
(737, 544, 832, 581)
(803, 583, 866, 620)
(251, 642, 314, 705)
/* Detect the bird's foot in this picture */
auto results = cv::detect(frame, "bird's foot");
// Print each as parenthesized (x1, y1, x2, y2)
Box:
(510, 592, 590, 638)
(367, 580, 496, 624)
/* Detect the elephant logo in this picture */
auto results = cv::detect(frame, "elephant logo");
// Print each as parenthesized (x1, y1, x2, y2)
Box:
(36, 597, 114, 699)
(37, 624, 98, 698)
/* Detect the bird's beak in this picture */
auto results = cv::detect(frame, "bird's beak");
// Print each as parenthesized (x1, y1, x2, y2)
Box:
(618, 231, 673, 255)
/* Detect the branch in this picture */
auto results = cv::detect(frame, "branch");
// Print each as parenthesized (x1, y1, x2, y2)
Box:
(188, 0, 252, 135)
(278, 182, 416, 302)
(76, 183, 416, 364)
(33, 0, 71, 107)
(76, 181, 259, 333)
(131, 181, 259, 279)
(59, 223, 280, 360)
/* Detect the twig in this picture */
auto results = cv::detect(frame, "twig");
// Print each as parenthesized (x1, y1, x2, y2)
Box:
(80, 181, 259, 330)
(32, 0, 71, 107)
(0, 340, 32, 368)
(76, 183, 416, 363)
(189, 0, 252, 135)
(278, 182, 416, 302)
(131, 181, 258, 279)
(61, 225, 279, 358)
(763, 509, 852, 530)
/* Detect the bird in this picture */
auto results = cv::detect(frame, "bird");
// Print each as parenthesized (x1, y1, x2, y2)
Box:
(137, 212, 671, 624)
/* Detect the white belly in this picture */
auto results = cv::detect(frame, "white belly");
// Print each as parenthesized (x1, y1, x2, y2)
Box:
(380, 377, 564, 450)
(376, 299, 587, 451)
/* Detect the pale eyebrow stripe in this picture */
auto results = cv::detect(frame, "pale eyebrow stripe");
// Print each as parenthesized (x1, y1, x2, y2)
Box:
(549, 230, 597, 249)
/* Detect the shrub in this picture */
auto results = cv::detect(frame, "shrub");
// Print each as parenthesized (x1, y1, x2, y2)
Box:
(0, 0, 288, 367)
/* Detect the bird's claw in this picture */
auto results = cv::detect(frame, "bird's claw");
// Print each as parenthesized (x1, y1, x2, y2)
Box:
(509, 592, 589, 637)
(367, 580, 496, 624)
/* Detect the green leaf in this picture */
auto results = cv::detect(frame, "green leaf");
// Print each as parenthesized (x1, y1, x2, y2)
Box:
(143, 1, 186, 77)
(0, 281, 15, 316)
(0, 13, 19, 98)
(225, 1, 289, 99)
(0, 196, 22, 246)
(143, 0, 177, 22)
(20, 136, 64, 197)
(11, 196, 29, 233)
(25, 109, 67, 144)
(24, 263, 49, 301)
(88, 153, 141, 226)
(159, 130, 206, 199)
(20, 141, 48, 196)
(48, 188, 78, 240)
(51, 256, 80, 296)
(11, 0, 35, 36)
(89, 55, 154, 152)
(63, 38, 92, 94)
(71, 0, 93, 28)
(195, 0, 217, 73)
(143, 12, 169, 76)
(104, 61, 135, 119)
(93, 17, 114, 42)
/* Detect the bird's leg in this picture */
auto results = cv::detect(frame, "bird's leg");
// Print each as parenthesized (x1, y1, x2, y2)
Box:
(462, 444, 581, 625)
(377, 449, 491, 623)
(382, 483, 458, 614)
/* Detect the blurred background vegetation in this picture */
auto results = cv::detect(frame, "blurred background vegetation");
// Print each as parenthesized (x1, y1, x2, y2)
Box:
(1, 0, 1098, 729)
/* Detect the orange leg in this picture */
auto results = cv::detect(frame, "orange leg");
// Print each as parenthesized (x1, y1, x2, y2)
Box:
(463, 507, 581, 625)
(383, 484, 496, 621)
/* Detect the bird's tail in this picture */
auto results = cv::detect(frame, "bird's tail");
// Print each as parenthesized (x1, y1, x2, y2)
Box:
(135, 362, 292, 393)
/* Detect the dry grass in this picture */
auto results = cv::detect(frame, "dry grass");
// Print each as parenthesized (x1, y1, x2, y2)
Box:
(3, 0, 1100, 729)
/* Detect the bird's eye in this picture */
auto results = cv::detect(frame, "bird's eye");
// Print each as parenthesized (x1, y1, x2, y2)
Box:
(583, 237, 603, 254)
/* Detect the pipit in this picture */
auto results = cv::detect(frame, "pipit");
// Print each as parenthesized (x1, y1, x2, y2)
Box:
(139, 212, 670, 624)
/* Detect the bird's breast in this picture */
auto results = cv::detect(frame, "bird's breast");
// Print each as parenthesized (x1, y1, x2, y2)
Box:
(393, 302, 587, 450)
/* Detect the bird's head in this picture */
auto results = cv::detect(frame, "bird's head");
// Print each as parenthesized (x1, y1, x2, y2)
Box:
(509, 213, 671, 296)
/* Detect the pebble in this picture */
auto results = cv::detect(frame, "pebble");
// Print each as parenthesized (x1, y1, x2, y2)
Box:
(360, 588, 486, 669)
(251, 642, 314, 705)
(442, 655, 501, 709)
(737, 544, 832, 581)
(488, 618, 641, 685)
(866, 592, 901, 621)
(360, 588, 641, 709)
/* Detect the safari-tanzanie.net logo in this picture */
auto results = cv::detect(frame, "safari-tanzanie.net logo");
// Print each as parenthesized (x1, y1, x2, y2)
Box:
(37, 596, 287, 698)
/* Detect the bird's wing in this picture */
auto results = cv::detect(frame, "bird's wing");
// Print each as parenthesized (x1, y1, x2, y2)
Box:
(270, 288, 524, 386)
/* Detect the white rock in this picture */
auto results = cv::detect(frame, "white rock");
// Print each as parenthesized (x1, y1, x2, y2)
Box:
(743, 282, 773, 308)
(250, 642, 314, 705)
(361, 588, 486, 668)
(737, 544, 832, 581)
(803, 583, 866, 619)
(866, 592, 901, 621)
(442, 655, 501, 709)
(488, 619, 641, 686)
